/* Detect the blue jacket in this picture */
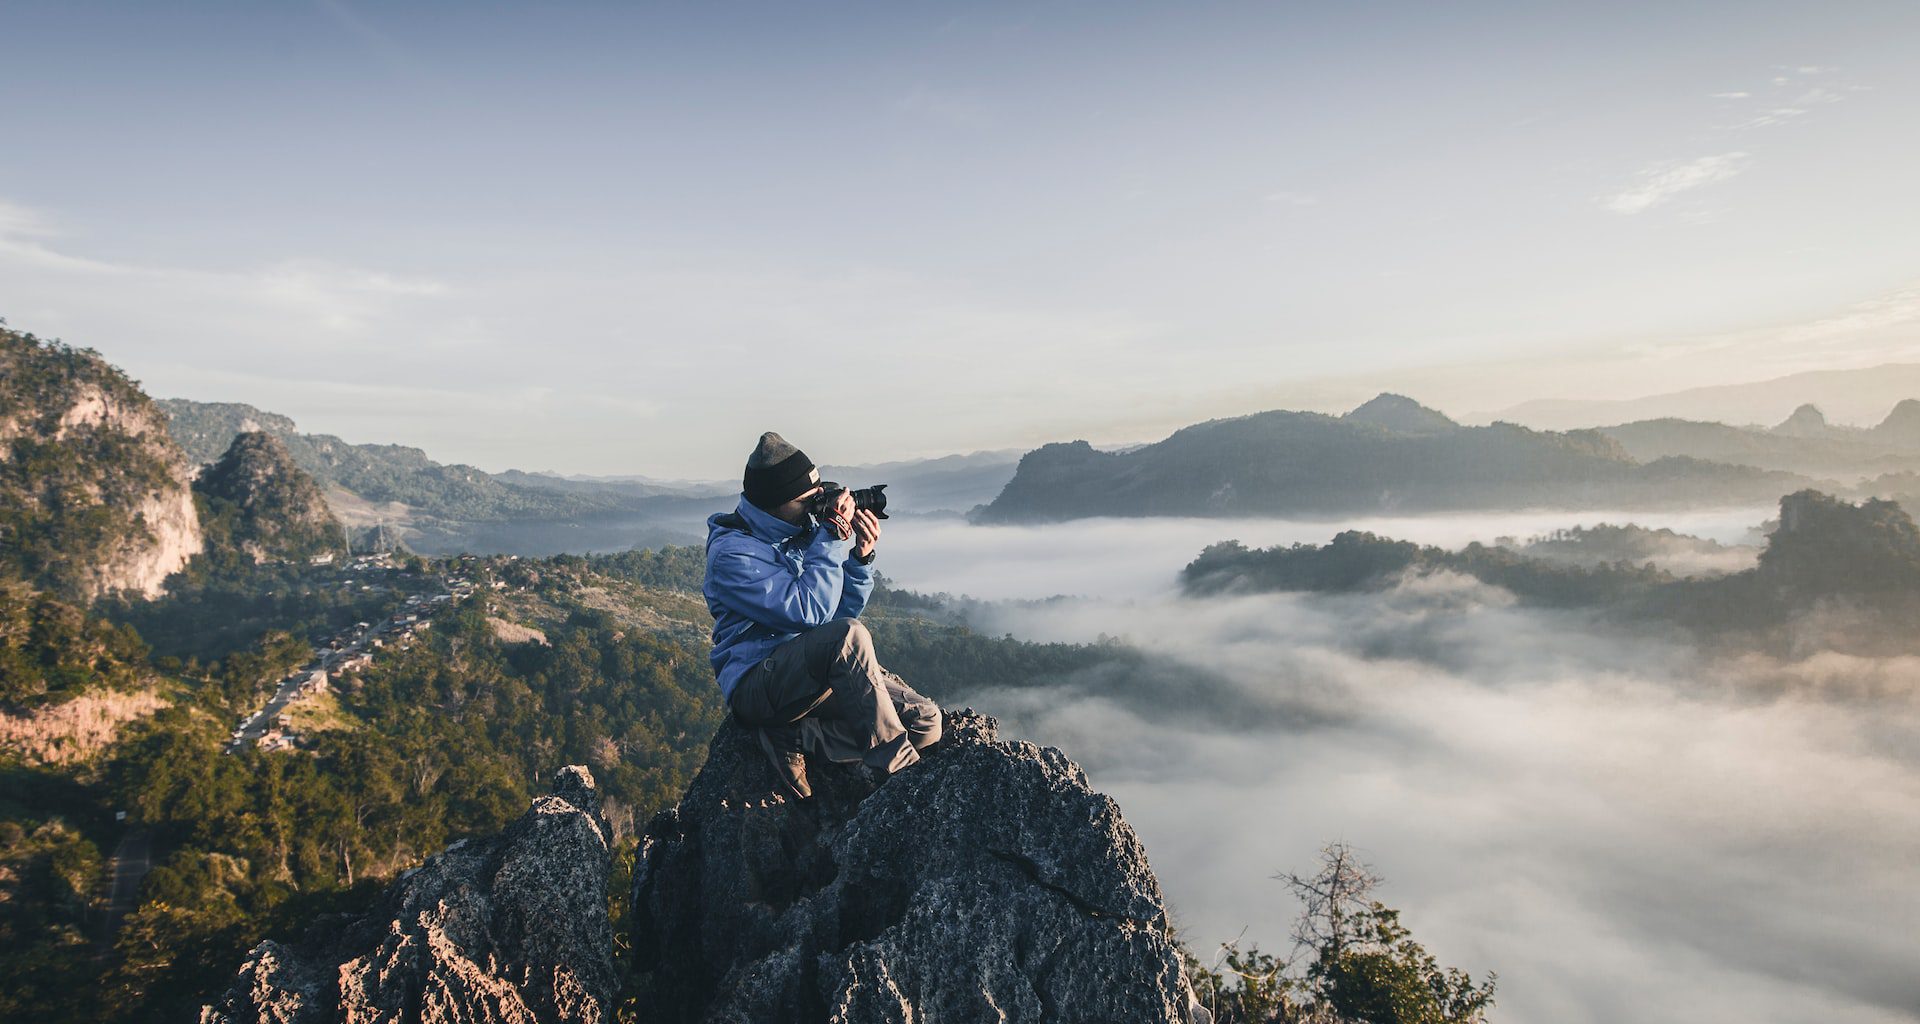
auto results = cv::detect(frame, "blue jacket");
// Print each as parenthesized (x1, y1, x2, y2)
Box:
(703, 494, 875, 702)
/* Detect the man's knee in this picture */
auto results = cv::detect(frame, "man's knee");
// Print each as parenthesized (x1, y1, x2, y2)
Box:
(910, 703, 943, 747)
(822, 617, 873, 658)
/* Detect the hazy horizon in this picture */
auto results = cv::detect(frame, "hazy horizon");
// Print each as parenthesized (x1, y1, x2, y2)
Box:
(4, 2, 1919, 476)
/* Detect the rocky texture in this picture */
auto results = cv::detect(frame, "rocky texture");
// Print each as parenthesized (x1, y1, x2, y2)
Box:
(0, 686, 169, 765)
(629, 708, 1206, 1024)
(195, 430, 350, 564)
(486, 615, 551, 647)
(0, 325, 205, 602)
(201, 766, 617, 1024)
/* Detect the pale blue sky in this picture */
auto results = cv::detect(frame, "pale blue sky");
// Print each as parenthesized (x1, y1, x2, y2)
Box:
(3, 2, 1917, 475)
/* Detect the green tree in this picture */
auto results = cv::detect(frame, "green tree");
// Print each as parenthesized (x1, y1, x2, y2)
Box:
(1185, 842, 1495, 1024)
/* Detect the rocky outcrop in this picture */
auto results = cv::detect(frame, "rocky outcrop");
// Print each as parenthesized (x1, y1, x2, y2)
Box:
(196, 430, 350, 563)
(200, 766, 617, 1024)
(0, 325, 204, 601)
(628, 708, 1207, 1024)
(1772, 402, 1832, 438)
(0, 687, 169, 765)
(1872, 398, 1920, 449)
(1344, 392, 1461, 435)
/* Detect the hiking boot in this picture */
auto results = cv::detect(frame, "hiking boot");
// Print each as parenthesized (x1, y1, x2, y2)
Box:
(757, 725, 811, 802)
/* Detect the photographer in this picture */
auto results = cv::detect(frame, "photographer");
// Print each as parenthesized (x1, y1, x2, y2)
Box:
(702, 431, 942, 802)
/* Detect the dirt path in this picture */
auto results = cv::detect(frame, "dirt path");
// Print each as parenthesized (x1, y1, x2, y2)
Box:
(96, 826, 152, 951)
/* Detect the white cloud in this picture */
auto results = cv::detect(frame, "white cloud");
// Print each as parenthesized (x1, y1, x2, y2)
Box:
(1774, 284, 1920, 350)
(1716, 67, 1857, 132)
(1600, 152, 1751, 215)
(881, 518, 1920, 1024)
(0, 200, 59, 239)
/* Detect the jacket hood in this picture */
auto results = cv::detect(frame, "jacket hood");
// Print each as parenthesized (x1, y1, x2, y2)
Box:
(707, 493, 809, 548)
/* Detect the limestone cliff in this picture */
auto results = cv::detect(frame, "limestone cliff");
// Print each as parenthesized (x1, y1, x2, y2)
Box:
(0, 324, 204, 602)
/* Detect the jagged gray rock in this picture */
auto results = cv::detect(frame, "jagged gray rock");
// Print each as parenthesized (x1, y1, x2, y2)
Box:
(199, 765, 616, 1024)
(628, 708, 1208, 1023)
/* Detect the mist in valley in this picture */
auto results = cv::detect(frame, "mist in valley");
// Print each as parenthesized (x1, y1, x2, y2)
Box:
(878, 512, 1920, 1024)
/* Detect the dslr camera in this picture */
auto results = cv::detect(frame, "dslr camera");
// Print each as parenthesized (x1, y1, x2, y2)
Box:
(805, 482, 890, 522)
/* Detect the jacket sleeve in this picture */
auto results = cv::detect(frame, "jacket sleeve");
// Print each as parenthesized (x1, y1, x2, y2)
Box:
(708, 529, 854, 633)
(835, 550, 876, 620)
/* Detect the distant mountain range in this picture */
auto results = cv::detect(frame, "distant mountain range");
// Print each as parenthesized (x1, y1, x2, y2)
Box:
(143, 366, 1920, 537)
(974, 394, 1813, 523)
(1595, 400, 1920, 481)
(1481, 362, 1920, 431)
(495, 448, 1023, 515)
(158, 399, 1022, 555)
(160, 398, 715, 554)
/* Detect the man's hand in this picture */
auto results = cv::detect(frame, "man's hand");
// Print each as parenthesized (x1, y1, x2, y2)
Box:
(851, 508, 881, 561)
(822, 488, 855, 540)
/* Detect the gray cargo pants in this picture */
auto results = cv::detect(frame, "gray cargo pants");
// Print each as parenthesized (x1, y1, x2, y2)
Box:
(726, 618, 942, 776)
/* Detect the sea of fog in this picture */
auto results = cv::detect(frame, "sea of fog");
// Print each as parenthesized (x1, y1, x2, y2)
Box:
(878, 507, 1772, 602)
(878, 508, 1920, 1024)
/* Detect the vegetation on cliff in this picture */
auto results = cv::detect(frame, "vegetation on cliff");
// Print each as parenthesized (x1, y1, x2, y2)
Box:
(0, 324, 203, 603)
(193, 431, 350, 565)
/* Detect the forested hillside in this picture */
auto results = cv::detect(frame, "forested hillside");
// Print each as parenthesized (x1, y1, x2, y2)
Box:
(194, 431, 351, 565)
(158, 398, 628, 520)
(5, 504, 1140, 1024)
(1182, 489, 1920, 654)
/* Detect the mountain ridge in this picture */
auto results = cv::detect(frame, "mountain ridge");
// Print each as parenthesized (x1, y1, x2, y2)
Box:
(1481, 362, 1920, 431)
(975, 395, 1807, 523)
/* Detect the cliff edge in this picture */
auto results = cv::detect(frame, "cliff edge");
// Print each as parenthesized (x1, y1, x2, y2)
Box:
(0, 324, 204, 602)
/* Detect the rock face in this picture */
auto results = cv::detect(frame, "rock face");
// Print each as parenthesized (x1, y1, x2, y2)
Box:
(0, 325, 205, 601)
(628, 709, 1206, 1024)
(201, 766, 617, 1024)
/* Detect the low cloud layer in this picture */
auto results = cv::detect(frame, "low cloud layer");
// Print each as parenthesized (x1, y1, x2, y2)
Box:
(881, 507, 1773, 602)
(882, 514, 1920, 1024)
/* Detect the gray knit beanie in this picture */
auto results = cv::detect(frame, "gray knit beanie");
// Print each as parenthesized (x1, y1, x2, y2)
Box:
(743, 431, 819, 510)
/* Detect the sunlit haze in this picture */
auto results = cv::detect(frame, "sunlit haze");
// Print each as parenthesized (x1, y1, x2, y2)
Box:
(3, 2, 1918, 475)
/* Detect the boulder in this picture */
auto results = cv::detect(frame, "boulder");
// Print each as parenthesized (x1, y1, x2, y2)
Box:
(200, 766, 616, 1024)
(628, 708, 1206, 1023)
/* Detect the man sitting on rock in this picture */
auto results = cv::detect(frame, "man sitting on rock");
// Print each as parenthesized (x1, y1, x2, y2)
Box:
(703, 431, 942, 802)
